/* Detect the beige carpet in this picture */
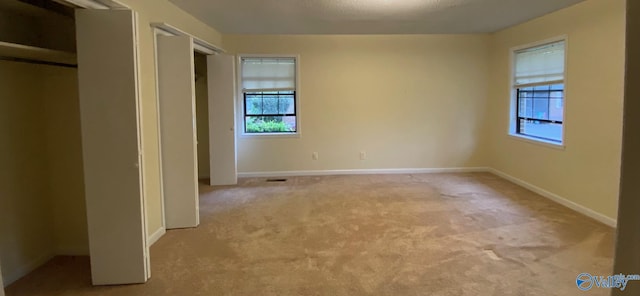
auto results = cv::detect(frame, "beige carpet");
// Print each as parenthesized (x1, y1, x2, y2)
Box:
(6, 173, 614, 295)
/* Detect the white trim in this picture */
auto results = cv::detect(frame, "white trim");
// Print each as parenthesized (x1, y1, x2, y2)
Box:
(237, 167, 616, 228)
(514, 79, 565, 89)
(150, 23, 225, 55)
(55, 0, 107, 9)
(3, 251, 54, 286)
(488, 168, 617, 228)
(147, 227, 166, 246)
(237, 54, 302, 138)
(238, 167, 489, 178)
(0, 41, 76, 66)
(129, 10, 151, 280)
(154, 28, 174, 37)
(243, 88, 296, 92)
(239, 132, 300, 139)
(132, 11, 153, 279)
(508, 134, 566, 150)
(54, 0, 129, 9)
(508, 35, 568, 146)
(151, 28, 167, 231)
(510, 35, 569, 53)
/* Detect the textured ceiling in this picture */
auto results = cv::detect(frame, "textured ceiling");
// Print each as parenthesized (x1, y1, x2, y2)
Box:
(169, 0, 585, 34)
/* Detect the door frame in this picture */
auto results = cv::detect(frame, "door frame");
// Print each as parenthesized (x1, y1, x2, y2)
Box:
(151, 27, 168, 240)
(150, 23, 223, 241)
(61, 0, 154, 276)
(75, 8, 149, 284)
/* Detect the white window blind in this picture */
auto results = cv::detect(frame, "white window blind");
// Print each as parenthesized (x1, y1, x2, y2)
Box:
(241, 57, 296, 92)
(514, 41, 565, 87)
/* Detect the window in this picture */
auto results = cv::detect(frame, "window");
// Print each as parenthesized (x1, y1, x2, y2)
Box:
(511, 40, 566, 144)
(240, 57, 297, 134)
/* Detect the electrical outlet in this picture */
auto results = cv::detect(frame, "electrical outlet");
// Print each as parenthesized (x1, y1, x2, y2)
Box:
(312, 152, 319, 160)
(360, 151, 366, 160)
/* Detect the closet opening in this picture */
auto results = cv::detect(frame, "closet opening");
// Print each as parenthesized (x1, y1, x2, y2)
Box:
(194, 52, 210, 184)
(4, 0, 154, 287)
(0, 0, 87, 289)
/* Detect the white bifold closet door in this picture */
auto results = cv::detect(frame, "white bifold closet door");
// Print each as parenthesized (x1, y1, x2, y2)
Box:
(75, 9, 149, 285)
(208, 54, 238, 186)
(156, 35, 200, 229)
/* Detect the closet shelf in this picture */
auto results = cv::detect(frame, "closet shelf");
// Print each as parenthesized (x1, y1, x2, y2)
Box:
(0, 41, 76, 66)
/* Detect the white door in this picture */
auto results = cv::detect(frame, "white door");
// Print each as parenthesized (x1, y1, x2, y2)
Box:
(75, 9, 149, 285)
(208, 55, 238, 185)
(156, 35, 199, 229)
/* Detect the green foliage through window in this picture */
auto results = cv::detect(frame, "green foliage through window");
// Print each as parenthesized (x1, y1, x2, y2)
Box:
(240, 56, 297, 134)
(244, 91, 296, 133)
(245, 116, 294, 133)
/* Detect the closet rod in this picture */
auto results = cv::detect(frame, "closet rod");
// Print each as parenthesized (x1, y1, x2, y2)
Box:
(0, 56, 77, 68)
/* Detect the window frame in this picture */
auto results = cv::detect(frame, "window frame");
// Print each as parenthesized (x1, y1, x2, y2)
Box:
(237, 54, 301, 138)
(515, 84, 564, 143)
(508, 36, 568, 148)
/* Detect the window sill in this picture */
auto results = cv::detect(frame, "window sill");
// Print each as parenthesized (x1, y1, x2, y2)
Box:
(240, 132, 300, 139)
(507, 133, 565, 150)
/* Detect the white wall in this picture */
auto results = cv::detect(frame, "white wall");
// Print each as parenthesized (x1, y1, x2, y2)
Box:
(485, 0, 626, 220)
(0, 0, 625, 286)
(223, 35, 491, 173)
(224, 0, 625, 223)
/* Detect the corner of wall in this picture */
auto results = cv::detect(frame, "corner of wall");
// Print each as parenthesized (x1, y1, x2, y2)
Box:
(147, 226, 166, 246)
(2, 251, 55, 287)
(482, 0, 625, 223)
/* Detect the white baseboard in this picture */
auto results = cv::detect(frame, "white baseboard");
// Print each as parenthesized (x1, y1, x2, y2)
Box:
(488, 168, 617, 228)
(147, 227, 166, 246)
(238, 167, 489, 178)
(238, 166, 616, 228)
(3, 251, 54, 287)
